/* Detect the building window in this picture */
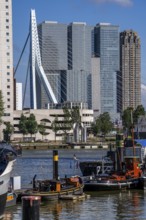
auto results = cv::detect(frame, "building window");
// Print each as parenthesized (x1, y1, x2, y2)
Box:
(6, 26, 9, 29)
(7, 92, 10, 95)
(6, 6, 9, 9)
(6, 12, 9, 15)
(7, 66, 10, 69)
(7, 98, 10, 101)
(6, 32, 9, 36)
(4, 113, 10, 116)
(7, 85, 10, 88)
(7, 52, 10, 56)
(7, 79, 10, 82)
(6, 39, 9, 42)
(6, 19, 9, 22)
(7, 105, 10, 108)
(7, 72, 10, 75)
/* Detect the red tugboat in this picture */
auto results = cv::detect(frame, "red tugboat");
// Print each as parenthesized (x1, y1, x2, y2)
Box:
(82, 131, 143, 191)
(82, 154, 143, 191)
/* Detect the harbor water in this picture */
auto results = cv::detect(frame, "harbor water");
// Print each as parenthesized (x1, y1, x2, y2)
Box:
(3, 149, 146, 220)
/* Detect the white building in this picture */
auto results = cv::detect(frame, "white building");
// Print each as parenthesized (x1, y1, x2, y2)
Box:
(12, 109, 94, 141)
(16, 83, 22, 110)
(0, 0, 14, 138)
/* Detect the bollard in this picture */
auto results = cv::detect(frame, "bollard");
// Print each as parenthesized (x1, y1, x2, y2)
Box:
(53, 150, 59, 180)
(22, 196, 41, 220)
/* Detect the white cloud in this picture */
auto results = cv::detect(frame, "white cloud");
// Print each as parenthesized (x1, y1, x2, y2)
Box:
(141, 84, 146, 109)
(91, 0, 133, 7)
(141, 84, 146, 90)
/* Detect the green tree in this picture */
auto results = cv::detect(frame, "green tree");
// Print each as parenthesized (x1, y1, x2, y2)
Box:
(122, 107, 133, 132)
(0, 90, 4, 125)
(100, 112, 113, 135)
(27, 114, 38, 139)
(91, 118, 101, 136)
(91, 112, 113, 136)
(61, 107, 73, 142)
(133, 105, 145, 124)
(70, 107, 81, 124)
(51, 116, 60, 142)
(19, 114, 28, 139)
(3, 122, 14, 142)
(38, 122, 46, 140)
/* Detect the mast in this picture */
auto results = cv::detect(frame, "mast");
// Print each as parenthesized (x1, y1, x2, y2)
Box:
(131, 110, 135, 157)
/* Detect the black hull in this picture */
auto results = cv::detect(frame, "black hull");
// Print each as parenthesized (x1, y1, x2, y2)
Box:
(0, 193, 7, 219)
(83, 178, 143, 191)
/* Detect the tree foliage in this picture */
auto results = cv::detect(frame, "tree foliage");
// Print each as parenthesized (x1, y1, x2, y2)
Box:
(51, 116, 60, 141)
(122, 107, 133, 131)
(70, 107, 81, 124)
(19, 113, 38, 139)
(19, 114, 28, 136)
(3, 122, 14, 141)
(122, 105, 145, 132)
(133, 105, 145, 124)
(51, 107, 81, 142)
(92, 112, 113, 136)
(38, 122, 46, 139)
(27, 114, 38, 136)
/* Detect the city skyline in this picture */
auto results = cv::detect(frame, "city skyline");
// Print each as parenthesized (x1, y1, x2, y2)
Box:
(12, 0, 146, 107)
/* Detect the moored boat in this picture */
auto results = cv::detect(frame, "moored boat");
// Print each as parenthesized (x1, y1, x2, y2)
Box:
(6, 191, 17, 208)
(82, 153, 143, 191)
(17, 150, 84, 201)
(0, 142, 16, 219)
(19, 175, 84, 201)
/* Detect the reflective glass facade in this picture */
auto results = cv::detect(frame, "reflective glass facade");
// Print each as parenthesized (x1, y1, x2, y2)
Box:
(94, 23, 120, 116)
(67, 23, 93, 108)
(37, 22, 68, 108)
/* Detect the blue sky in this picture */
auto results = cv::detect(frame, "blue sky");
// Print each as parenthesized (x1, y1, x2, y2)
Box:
(12, 0, 146, 105)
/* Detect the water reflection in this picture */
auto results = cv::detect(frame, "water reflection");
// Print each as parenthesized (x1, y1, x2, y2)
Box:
(3, 150, 146, 219)
(4, 191, 146, 220)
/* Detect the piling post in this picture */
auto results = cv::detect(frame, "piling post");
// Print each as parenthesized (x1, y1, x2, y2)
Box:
(53, 150, 59, 180)
(22, 196, 41, 220)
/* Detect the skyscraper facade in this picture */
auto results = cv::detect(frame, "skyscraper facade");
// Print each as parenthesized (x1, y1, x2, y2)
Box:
(120, 30, 141, 111)
(67, 22, 93, 108)
(94, 23, 120, 119)
(37, 21, 68, 108)
(0, 0, 14, 137)
(37, 21, 93, 109)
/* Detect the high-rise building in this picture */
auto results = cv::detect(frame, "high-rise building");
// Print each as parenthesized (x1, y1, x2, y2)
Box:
(0, 0, 13, 137)
(91, 57, 101, 118)
(37, 21, 93, 109)
(94, 23, 120, 119)
(37, 21, 68, 108)
(67, 22, 93, 108)
(120, 30, 141, 110)
(16, 82, 22, 110)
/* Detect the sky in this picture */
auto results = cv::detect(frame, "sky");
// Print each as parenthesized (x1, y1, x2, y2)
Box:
(12, 0, 146, 107)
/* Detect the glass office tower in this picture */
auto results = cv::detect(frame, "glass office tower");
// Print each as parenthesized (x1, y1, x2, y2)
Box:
(37, 21, 68, 108)
(67, 22, 93, 108)
(94, 23, 120, 119)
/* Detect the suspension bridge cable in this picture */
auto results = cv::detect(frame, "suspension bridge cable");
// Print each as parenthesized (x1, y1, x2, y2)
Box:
(14, 33, 30, 76)
(23, 55, 30, 108)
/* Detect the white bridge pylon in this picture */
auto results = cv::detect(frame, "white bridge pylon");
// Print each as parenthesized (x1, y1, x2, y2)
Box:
(30, 9, 57, 109)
